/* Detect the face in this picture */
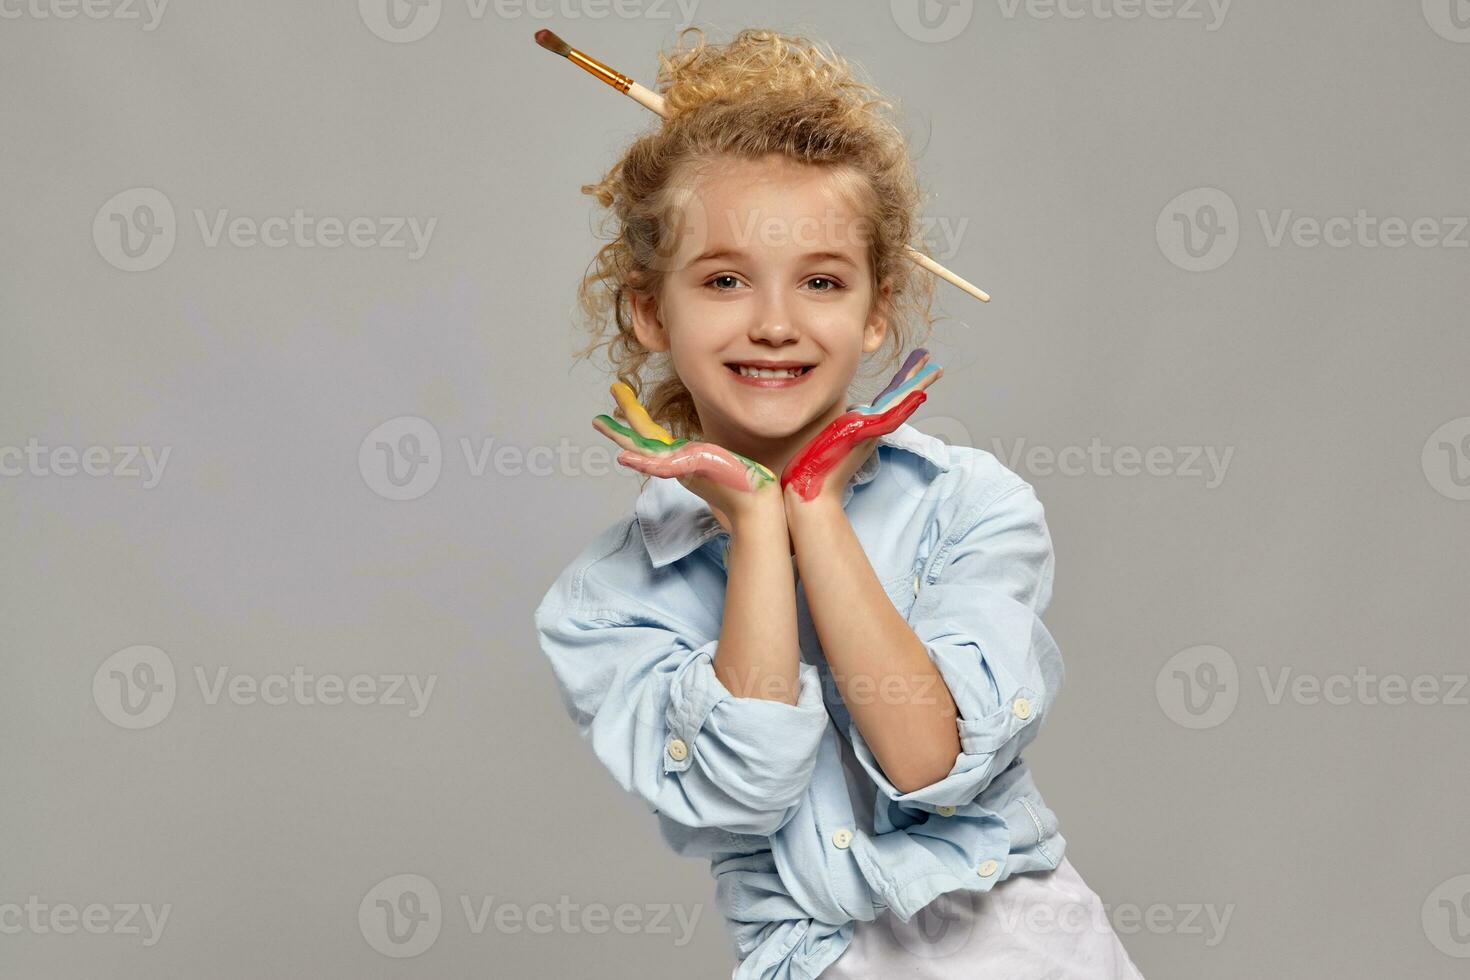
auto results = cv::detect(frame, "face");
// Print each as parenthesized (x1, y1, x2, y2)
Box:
(629, 153, 890, 466)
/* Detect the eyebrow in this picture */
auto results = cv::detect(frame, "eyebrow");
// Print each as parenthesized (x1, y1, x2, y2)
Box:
(690, 248, 859, 268)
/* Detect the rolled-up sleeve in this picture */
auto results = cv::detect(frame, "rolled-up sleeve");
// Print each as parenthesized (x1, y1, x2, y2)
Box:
(848, 479, 1066, 809)
(534, 600, 831, 836)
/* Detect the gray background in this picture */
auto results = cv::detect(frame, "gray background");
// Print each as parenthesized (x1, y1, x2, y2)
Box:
(4, 1, 1469, 977)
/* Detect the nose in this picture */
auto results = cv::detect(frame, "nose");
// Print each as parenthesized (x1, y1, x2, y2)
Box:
(748, 293, 799, 346)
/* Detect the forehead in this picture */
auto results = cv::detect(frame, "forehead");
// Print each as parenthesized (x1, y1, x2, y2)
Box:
(682, 154, 871, 247)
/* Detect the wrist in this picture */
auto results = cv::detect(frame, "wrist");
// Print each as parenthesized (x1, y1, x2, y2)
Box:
(727, 488, 788, 536)
(783, 484, 845, 530)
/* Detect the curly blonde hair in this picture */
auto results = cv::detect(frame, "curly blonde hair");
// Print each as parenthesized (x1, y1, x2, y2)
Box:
(573, 27, 938, 442)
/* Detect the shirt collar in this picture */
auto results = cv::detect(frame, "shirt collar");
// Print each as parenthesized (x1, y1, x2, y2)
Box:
(634, 421, 954, 569)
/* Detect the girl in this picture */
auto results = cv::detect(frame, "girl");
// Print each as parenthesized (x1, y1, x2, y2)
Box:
(535, 28, 1146, 980)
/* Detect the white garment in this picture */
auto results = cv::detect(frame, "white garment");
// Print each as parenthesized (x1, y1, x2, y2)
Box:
(818, 856, 1146, 979)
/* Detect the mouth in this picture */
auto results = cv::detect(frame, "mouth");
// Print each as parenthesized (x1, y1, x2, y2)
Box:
(725, 362, 816, 387)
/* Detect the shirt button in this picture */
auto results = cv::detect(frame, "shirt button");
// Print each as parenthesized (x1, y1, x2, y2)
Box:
(666, 738, 688, 761)
(1012, 697, 1032, 720)
(978, 859, 999, 878)
(912, 574, 920, 596)
(937, 805, 956, 817)
(831, 828, 853, 849)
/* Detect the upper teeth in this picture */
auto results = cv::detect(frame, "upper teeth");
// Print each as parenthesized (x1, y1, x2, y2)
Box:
(736, 365, 805, 378)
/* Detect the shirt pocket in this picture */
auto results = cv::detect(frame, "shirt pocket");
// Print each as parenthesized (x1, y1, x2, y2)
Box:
(886, 519, 939, 616)
(882, 568, 921, 619)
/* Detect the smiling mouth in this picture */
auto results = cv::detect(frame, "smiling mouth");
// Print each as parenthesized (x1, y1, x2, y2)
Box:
(725, 363, 815, 380)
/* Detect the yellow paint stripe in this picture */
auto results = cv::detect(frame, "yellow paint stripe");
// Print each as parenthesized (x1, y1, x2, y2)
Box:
(611, 382, 675, 444)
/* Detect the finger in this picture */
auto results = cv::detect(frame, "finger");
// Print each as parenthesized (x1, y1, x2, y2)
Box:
(593, 414, 688, 455)
(727, 448, 777, 485)
(913, 364, 943, 393)
(868, 361, 940, 413)
(900, 350, 933, 385)
(591, 415, 641, 453)
(609, 382, 677, 445)
(782, 389, 928, 499)
(870, 347, 928, 406)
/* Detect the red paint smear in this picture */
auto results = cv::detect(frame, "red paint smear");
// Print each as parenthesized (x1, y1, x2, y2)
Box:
(781, 390, 927, 500)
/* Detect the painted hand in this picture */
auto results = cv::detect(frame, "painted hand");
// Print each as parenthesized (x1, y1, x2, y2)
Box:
(781, 347, 943, 504)
(592, 382, 779, 532)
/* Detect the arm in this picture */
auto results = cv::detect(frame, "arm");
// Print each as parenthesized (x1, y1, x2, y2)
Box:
(714, 493, 804, 705)
(534, 583, 830, 837)
(781, 348, 957, 793)
(786, 497, 960, 793)
(844, 479, 1065, 809)
(590, 382, 805, 707)
(535, 386, 825, 836)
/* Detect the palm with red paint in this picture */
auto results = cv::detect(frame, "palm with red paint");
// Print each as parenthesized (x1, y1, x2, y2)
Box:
(781, 347, 943, 505)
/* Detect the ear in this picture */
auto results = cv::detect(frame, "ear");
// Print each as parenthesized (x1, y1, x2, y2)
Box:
(628, 288, 670, 353)
(862, 279, 892, 354)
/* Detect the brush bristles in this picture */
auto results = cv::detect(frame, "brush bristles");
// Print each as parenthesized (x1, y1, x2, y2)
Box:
(533, 28, 571, 58)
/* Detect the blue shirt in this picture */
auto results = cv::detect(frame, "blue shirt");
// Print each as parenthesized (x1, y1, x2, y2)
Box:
(533, 422, 1068, 980)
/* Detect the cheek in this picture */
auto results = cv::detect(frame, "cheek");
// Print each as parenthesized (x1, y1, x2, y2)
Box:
(665, 293, 746, 351)
(803, 308, 871, 357)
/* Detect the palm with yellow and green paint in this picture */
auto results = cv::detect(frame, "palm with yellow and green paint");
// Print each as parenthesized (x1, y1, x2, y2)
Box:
(591, 382, 777, 493)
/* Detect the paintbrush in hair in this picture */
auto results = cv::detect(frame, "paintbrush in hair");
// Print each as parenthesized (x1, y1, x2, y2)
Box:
(533, 28, 991, 304)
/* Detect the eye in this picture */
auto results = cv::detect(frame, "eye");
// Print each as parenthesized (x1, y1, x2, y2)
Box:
(706, 274, 745, 291)
(804, 276, 845, 292)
